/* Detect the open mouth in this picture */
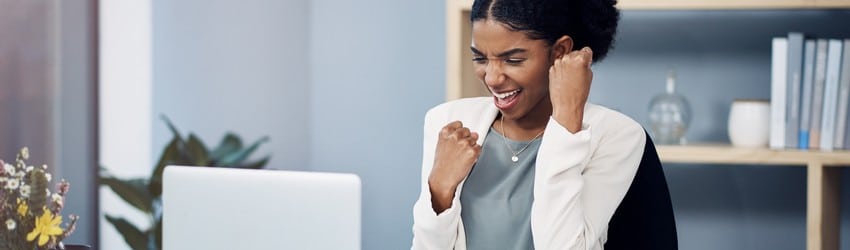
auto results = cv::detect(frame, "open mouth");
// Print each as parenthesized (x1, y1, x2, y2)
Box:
(492, 88, 521, 110)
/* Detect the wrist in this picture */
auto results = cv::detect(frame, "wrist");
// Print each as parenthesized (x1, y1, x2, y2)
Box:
(428, 177, 456, 199)
(428, 178, 457, 213)
(552, 106, 584, 133)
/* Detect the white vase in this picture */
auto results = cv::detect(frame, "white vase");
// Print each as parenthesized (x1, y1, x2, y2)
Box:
(728, 99, 770, 147)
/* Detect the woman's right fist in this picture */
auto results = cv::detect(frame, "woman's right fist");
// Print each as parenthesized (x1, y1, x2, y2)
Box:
(428, 121, 481, 212)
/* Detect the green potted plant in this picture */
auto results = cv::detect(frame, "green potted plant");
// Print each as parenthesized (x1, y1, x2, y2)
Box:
(99, 116, 270, 250)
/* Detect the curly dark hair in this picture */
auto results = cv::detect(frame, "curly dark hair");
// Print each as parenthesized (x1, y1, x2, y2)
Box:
(470, 0, 620, 62)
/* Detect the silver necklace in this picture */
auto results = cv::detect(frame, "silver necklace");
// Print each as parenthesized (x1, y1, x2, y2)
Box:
(500, 116, 544, 163)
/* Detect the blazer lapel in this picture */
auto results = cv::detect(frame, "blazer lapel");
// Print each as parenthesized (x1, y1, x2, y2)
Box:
(473, 103, 499, 145)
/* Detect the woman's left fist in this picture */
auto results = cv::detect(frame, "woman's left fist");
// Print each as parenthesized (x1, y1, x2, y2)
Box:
(548, 46, 593, 133)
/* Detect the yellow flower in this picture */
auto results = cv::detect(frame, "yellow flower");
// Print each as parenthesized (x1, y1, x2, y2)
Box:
(17, 199, 28, 217)
(26, 208, 63, 246)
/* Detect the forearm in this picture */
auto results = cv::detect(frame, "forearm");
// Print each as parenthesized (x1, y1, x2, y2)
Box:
(532, 117, 593, 249)
(552, 104, 585, 134)
(412, 107, 463, 249)
(412, 182, 463, 250)
(428, 179, 457, 214)
(531, 112, 645, 249)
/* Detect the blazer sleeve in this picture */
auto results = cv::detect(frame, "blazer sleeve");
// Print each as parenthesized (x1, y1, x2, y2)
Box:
(411, 107, 464, 250)
(531, 114, 645, 250)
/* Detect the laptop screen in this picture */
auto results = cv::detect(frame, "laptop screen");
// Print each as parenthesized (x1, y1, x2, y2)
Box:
(163, 166, 361, 250)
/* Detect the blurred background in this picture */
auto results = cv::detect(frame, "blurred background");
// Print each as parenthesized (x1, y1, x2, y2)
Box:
(2, 0, 850, 249)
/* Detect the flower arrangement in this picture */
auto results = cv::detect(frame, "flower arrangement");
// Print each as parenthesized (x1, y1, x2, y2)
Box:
(1, 147, 79, 250)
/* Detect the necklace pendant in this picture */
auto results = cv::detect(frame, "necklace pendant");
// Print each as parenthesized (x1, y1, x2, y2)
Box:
(511, 155, 519, 162)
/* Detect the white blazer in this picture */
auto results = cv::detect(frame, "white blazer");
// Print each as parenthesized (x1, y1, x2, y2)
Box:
(411, 97, 646, 250)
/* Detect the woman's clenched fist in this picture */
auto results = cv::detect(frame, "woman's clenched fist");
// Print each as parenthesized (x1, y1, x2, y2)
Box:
(549, 46, 593, 133)
(428, 121, 481, 213)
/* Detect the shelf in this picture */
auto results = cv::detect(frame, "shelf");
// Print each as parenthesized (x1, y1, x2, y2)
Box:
(656, 144, 850, 166)
(654, 144, 846, 250)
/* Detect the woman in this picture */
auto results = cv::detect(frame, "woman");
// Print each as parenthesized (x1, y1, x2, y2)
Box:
(412, 0, 645, 249)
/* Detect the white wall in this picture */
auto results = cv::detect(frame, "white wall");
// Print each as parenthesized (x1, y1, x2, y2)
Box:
(309, 1, 445, 249)
(98, 1, 153, 249)
(152, 0, 311, 171)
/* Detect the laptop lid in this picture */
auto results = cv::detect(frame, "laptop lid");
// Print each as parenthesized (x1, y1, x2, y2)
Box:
(163, 166, 361, 250)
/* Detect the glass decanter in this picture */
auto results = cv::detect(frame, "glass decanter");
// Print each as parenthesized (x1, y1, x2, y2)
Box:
(648, 70, 691, 144)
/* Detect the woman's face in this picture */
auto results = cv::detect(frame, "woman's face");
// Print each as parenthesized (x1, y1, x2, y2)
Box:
(471, 20, 554, 121)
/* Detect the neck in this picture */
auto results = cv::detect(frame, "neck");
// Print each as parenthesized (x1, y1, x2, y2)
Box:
(498, 94, 552, 140)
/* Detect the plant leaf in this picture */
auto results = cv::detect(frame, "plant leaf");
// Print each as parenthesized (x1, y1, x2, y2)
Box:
(105, 215, 148, 250)
(160, 115, 184, 142)
(186, 133, 209, 166)
(218, 136, 270, 166)
(160, 114, 192, 163)
(149, 136, 181, 197)
(100, 177, 153, 213)
(154, 216, 162, 249)
(209, 133, 242, 163)
(28, 169, 49, 216)
(238, 155, 270, 169)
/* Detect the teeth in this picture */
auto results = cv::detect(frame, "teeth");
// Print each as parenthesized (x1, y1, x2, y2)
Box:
(494, 89, 520, 99)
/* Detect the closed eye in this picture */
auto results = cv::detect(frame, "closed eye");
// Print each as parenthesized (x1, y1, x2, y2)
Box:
(505, 58, 525, 64)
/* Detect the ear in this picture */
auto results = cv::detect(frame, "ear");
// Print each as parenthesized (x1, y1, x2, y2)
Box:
(551, 35, 574, 60)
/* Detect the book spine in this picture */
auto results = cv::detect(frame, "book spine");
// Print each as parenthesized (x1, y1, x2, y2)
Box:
(799, 40, 816, 149)
(834, 39, 850, 149)
(810, 39, 828, 149)
(819, 39, 843, 151)
(785, 33, 804, 148)
(770, 38, 788, 149)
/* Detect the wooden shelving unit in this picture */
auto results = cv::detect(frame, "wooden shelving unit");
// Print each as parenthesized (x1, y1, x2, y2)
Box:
(657, 144, 850, 165)
(446, 1, 850, 249)
(656, 144, 849, 250)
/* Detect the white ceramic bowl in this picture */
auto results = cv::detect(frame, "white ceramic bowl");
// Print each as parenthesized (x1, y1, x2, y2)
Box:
(728, 99, 770, 147)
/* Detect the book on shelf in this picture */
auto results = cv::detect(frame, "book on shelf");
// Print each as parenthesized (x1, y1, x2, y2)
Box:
(839, 40, 850, 149)
(771, 35, 850, 151)
(820, 40, 843, 151)
(770, 37, 787, 149)
(799, 39, 816, 149)
(809, 39, 828, 150)
(785, 32, 804, 149)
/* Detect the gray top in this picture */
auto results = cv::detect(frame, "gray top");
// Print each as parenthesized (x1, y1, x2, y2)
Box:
(460, 128, 540, 250)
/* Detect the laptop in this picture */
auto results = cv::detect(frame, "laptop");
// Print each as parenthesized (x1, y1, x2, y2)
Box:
(162, 166, 361, 250)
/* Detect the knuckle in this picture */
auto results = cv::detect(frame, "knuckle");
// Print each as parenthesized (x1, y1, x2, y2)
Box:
(439, 128, 450, 137)
(444, 121, 459, 129)
(447, 132, 459, 140)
